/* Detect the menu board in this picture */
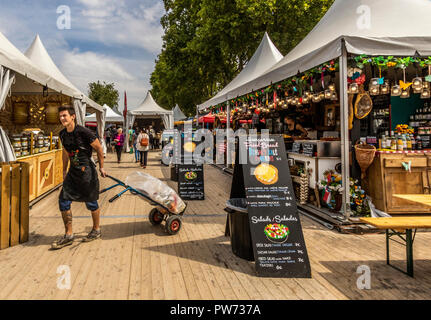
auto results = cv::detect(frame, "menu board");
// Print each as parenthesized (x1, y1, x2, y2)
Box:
(302, 143, 315, 157)
(291, 142, 301, 154)
(230, 135, 311, 278)
(178, 164, 205, 200)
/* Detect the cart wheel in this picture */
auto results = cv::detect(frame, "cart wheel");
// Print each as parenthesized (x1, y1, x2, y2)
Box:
(149, 208, 164, 226)
(165, 216, 182, 235)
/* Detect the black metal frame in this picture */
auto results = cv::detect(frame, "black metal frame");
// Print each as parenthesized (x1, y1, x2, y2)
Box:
(386, 228, 417, 277)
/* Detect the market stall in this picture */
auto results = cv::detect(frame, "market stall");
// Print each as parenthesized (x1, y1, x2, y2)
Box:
(197, 0, 431, 218)
(126, 91, 173, 149)
(0, 32, 106, 202)
(85, 104, 123, 128)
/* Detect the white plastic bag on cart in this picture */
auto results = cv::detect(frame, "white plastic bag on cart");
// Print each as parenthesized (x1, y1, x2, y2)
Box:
(125, 171, 186, 214)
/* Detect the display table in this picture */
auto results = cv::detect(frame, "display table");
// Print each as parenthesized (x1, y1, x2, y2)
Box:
(18, 149, 63, 201)
(366, 152, 431, 214)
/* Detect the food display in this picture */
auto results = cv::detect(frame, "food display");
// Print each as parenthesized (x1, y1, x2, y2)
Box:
(9, 131, 59, 158)
(254, 163, 279, 185)
(264, 223, 290, 243)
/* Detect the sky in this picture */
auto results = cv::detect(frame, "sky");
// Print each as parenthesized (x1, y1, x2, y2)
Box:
(0, 0, 165, 112)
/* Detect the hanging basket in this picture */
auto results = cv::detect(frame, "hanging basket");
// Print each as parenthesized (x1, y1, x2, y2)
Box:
(354, 142, 376, 179)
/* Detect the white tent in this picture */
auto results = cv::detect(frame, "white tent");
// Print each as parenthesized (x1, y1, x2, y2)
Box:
(24, 35, 105, 122)
(0, 31, 81, 100)
(173, 104, 187, 122)
(216, 0, 431, 216)
(219, 0, 431, 101)
(86, 104, 124, 123)
(128, 91, 174, 130)
(198, 32, 283, 111)
(0, 30, 91, 162)
(24, 34, 107, 154)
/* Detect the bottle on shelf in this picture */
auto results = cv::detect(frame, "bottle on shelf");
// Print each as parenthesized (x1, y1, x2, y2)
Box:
(402, 134, 407, 150)
(384, 131, 389, 149)
(406, 134, 412, 151)
(391, 134, 397, 151)
(397, 134, 404, 151)
(379, 134, 386, 149)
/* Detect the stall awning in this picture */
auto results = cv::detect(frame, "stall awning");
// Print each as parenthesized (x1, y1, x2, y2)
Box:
(212, 0, 431, 102)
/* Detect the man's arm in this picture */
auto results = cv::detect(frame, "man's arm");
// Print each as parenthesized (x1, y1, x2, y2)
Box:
(62, 148, 70, 180)
(91, 138, 107, 178)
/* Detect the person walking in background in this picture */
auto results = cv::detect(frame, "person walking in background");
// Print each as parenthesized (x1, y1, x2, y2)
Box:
(154, 131, 161, 149)
(133, 128, 140, 163)
(148, 129, 154, 150)
(137, 129, 150, 168)
(114, 128, 125, 164)
(105, 128, 112, 153)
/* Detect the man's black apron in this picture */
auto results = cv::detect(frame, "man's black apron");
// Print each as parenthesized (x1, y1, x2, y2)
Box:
(60, 128, 99, 203)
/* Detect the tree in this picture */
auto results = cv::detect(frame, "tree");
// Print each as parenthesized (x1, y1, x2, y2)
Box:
(150, 0, 334, 116)
(87, 81, 120, 112)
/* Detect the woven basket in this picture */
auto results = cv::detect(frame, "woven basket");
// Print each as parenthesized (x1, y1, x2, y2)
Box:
(354, 143, 376, 178)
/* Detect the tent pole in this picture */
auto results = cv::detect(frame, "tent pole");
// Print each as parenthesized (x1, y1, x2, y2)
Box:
(339, 41, 351, 218)
(226, 101, 231, 166)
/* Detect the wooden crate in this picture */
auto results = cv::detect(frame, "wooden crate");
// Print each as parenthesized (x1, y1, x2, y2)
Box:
(0, 162, 30, 250)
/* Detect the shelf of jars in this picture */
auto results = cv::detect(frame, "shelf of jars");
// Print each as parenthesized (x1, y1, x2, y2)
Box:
(11, 130, 63, 201)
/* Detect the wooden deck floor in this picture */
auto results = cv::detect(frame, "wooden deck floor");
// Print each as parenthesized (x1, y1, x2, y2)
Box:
(1, 151, 431, 300)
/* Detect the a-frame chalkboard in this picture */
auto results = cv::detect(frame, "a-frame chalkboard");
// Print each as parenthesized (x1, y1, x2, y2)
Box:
(227, 135, 312, 278)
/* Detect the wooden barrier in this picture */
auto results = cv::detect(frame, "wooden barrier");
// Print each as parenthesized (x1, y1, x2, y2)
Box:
(0, 162, 30, 250)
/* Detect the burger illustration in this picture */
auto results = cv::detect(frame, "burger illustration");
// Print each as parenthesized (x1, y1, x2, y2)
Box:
(264, 223, 290, 243)
(183, 142, 197, 153)
(254, 163, 279, 185)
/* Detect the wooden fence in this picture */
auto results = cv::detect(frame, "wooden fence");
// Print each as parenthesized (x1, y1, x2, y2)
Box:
(0, 162, 29, 250)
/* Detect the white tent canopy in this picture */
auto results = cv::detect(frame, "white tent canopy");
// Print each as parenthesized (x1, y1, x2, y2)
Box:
(86, 104, 124, 123)
(173, 104, 187, 122)
(198, 32, 283, 111)
(128, 91, 174, 130)
(24, 34, 104, 117)
(0, 31, 81, 99)
(219, 0, 431, 101)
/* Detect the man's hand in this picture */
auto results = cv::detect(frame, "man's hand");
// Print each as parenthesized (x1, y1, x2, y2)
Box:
(99, 168, 107, 178)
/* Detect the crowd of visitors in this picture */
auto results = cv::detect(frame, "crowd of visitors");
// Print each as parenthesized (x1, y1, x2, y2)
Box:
(103, 125, 162, 167)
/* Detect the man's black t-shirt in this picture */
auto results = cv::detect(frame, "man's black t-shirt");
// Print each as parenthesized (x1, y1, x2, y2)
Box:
(59, 125, 97, 158)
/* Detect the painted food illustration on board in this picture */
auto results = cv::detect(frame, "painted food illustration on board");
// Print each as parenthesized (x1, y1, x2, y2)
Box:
(184, 142, 197, 153)
(184, 171, 197, 181)
(254, 163, 279, 185)
(264, 224, 290, 243)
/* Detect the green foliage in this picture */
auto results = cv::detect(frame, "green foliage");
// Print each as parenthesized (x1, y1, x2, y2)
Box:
(87, 81, 120, 109)
(150, 0, 335, 116)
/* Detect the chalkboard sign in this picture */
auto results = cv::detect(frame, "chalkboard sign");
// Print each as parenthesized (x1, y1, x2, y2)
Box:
(291, 142, 301, 154)
(302, 143, 315, 157)
(178, 164, 205, 200)
(229, 135, 311, 278)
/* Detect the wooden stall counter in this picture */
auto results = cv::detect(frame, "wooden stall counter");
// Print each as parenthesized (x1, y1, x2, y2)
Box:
(366, 150, 431, 214)
(18, 149, 63, 202)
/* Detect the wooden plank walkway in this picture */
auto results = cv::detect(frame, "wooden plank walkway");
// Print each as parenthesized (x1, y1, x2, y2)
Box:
(0, 151, 430, 299)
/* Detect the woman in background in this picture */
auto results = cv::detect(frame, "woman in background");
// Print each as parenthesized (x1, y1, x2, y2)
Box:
(113, 128, 125, 164)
